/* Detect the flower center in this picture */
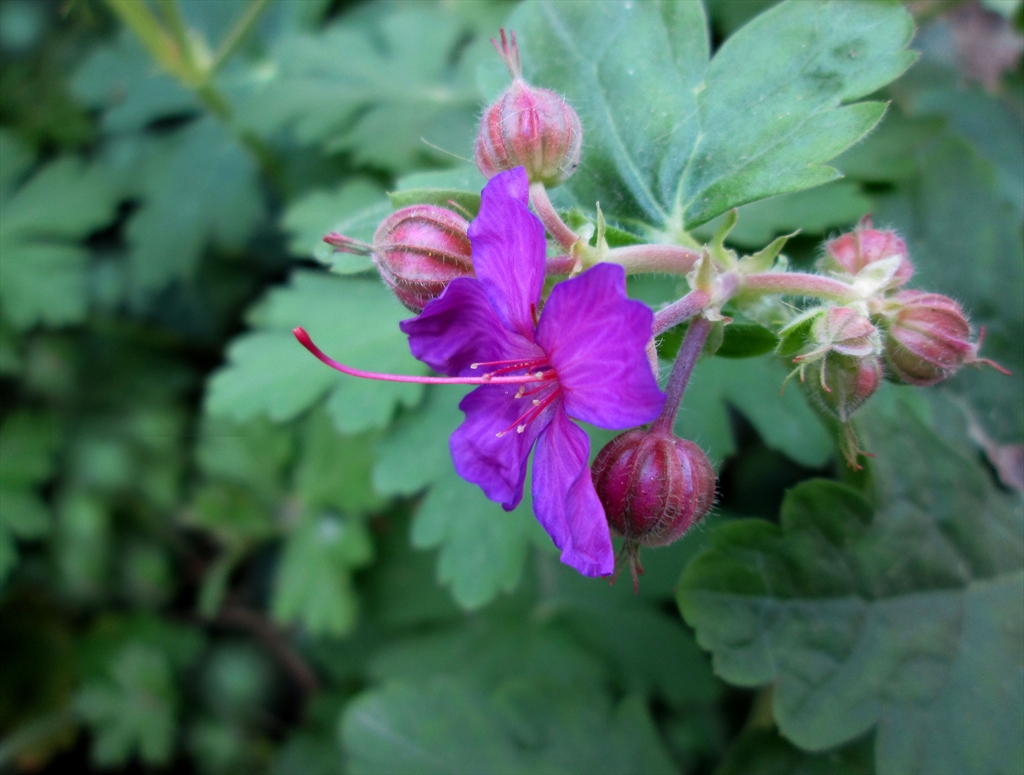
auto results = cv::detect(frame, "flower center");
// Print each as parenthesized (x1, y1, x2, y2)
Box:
(470, 357, 561, 437)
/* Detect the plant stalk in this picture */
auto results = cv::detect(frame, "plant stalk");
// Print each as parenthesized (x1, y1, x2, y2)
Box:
(653, 289, 711, 336)
(742, 272, 857, 301)
(652, 315, 713, 434)
(604, 243, 703, 274)
(529, 182, 579, 250)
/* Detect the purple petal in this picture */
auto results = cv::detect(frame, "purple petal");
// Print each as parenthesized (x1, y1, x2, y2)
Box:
(401, 277, 540, 377)
(449, 384, 555, 510)
(532, 409, 614, 577)
(467, 168, 546, 340)
(536, 263, 665, 428)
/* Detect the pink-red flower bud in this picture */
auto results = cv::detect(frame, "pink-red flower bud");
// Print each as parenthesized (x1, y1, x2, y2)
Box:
(880, 290, 1003, 386)
(325, 205, 472, 313)
(823, 216, 913, 286)
(475, 30, 582, 187)
(592, 429, 715, 549)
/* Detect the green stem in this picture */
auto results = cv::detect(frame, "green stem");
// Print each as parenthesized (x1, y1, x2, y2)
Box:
(156, 0, 200, 82)
(212, 0, 274, 74)
(103, 0, 284, 189)
(103, 0, 184, 79)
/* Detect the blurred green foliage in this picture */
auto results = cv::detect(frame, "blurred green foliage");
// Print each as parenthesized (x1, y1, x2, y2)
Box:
(0, 1, 1020, 774)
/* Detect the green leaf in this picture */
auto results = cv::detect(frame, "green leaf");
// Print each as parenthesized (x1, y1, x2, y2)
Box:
(195, 416, 293, 502)
(717, 323, 780, 359)
(362, 512, 462, 630)
(693, 180, 872, 249)
(375, 385, 555, 609)
(673, 354, 832, 468)
(281, 179, 388, 265)
(122, 117, 264, 302)
(270, 510, 374, 637)
(834, 109, 943, 182)
(0, 412, 56, 584)
(412, 467, 545, 610)
(0, 155, 117, 328)
(388, 166, 488, 217)
(77, 644, 178, 767)
(373, 386, 465, 497)
(55, 494, 112, 600)
(369, 614, 607, 692)
(512, 0, 914, 232)
(72, 30, 198, 133)
(235, 6, 483, 170)
(678, 396, 1024, 774)
(0, 411, 56, 486)
(717, 728, 875, 775)
(554, 605, 722, 710)
(341, 678, 676, 775)
(909, 87, 1024, 219)
(0, 130, 33, 198)
(205, 271, 425, 433)
(294, 407, 385, 514)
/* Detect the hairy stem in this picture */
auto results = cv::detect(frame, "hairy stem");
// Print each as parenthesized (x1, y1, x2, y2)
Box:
(653, 315, 713, 434)
(529, 182, 579, 250)
(545, 254, 577, 276)
(742, 272, 857, 301)
(604, 244, 703, 274)
(653, 289, 711, 336)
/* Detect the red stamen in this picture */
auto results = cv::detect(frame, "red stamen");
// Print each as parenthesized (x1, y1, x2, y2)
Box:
(294, 328, 549, 386)
(496, 385, 561, 437)
(471, 357, 544, 370)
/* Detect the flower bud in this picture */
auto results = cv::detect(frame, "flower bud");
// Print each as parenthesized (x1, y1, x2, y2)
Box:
(804, 354, 883, 423)
(325, 205, 472, 313)
(783, 307, 883, 424)
(822, 217, 913, 286)
(881, 290, 983, 386)
(780, 306, 881, 362)
(475, 30, 582, 187)
(592, 429, 715, 549)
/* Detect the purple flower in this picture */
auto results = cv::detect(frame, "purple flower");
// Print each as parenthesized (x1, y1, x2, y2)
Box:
(400, 169, 665, 576)
(293, 167, 664, 576)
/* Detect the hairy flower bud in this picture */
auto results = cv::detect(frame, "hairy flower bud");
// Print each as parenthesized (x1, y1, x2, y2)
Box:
(880, 290, 1000, 386)
(592, 429, 715, 549)
(475, 30, 582, 187)
(803, 354, 884, 423)
(325, 205, 472, 313)
(782, 307, 883, 424)
(822, 217, 913, 286)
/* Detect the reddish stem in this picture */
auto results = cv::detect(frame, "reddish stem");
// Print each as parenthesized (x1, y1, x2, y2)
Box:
(653, 290, 711, 336)
(605, 244, 703, 274)
(529, 182, 579, 250)
(742, 272, 856, 301)
(652, 316, 713, 434)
